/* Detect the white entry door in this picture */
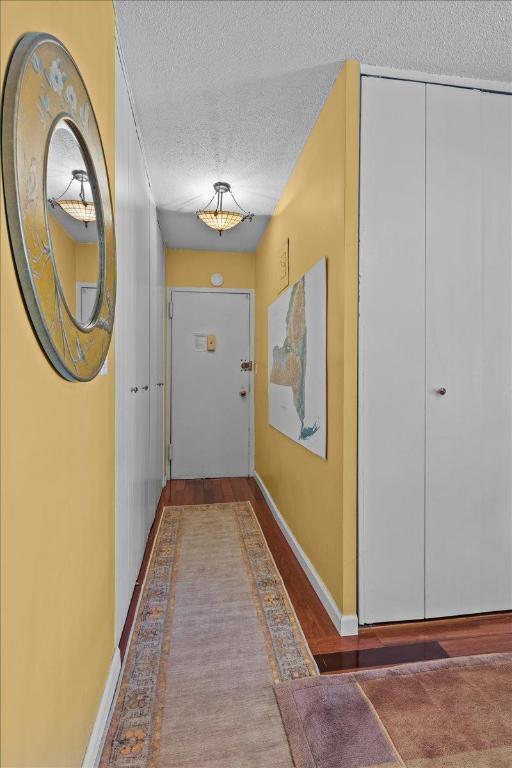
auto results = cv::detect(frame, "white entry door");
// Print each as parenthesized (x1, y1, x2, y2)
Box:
(170, 290, 252, 478)
(76, 283, 97, 323)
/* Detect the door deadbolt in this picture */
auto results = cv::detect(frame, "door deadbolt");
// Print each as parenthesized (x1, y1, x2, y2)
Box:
(239, 388, 247, 397)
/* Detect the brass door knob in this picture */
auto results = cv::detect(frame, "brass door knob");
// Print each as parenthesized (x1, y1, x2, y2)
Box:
(239, 388, 247, 397)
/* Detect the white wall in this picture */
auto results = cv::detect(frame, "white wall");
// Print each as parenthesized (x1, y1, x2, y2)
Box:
(115, 49, 165, 642)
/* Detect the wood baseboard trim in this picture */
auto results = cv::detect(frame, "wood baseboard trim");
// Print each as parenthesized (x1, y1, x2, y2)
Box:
(81, 647, 121, 768)
(253, 471, 358, 636)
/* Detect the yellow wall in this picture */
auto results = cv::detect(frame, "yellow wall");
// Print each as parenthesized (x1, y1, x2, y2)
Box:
(49, 213, 78, 316)
(76, 242, 100, 284)
(254, 61, 360, 617)
(1, 2, 116, 766)
(48, 215, 100, 317)
(166, 248, 255, 288)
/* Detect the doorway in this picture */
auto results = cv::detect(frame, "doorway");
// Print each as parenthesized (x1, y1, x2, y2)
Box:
(168, 288, 253, 479)
(76, 282, 98, 324)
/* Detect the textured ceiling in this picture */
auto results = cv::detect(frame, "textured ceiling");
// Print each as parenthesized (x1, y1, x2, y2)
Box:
(115, 0, 512, 251)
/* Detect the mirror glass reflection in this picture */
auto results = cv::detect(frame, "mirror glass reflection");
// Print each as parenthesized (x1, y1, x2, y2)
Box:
(46, 118, 100, 325)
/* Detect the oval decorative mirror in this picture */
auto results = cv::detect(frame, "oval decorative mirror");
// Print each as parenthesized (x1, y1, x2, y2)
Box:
(2, 32, 115, 381)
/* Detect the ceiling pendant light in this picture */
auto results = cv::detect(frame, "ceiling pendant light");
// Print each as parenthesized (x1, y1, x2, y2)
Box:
(49, 169, 96, 227)
(196, 181, 253, 236)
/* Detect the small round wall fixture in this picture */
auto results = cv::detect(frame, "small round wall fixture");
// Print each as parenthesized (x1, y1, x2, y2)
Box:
(210, 273, 224, 287)
(1, 32, 116, 381)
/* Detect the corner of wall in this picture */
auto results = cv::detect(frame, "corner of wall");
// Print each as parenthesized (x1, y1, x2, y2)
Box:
(254, 59, 360, 632)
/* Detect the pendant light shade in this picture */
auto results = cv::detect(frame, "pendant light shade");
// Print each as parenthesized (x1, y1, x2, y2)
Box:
(49, 169, 96, 227)
(196, 182, 253, 236)
(197, 209, 243, 232)
(53, 198, 96, 224)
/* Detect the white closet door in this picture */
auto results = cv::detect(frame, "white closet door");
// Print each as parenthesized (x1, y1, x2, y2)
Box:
(479, 92, 512, 611)
(134, 146, 151, 546)
(358, 77, 426, 623)
(115, 51, 159, 640)
(115, 53, 136, 641)
(149, 205, 165, 513)
(425, 85, 512, 616)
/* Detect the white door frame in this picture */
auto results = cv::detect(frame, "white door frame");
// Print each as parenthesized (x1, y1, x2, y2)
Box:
(76, 281, 109, 376)
(75, 281, 97, 321)
(167, 286, 255, 481)
(360, 64, 512, 94)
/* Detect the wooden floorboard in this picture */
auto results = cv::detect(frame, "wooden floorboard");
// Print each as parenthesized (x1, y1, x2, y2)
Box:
(118, 481, 171, 660)
(120, 476, 511, 673)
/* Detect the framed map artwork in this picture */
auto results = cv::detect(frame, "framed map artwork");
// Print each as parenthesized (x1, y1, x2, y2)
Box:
(277, 237, 289, 292)
(268, 257, 326, 458)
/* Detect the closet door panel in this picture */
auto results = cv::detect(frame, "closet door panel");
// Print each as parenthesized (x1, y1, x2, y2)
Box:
(358, 77, 426, 623)
(479, 92, 512, 610)
(133, 139, 151, 552)
(149, 206, 165, 515)
(115, 54, 135, 641)
(425, 85, 482, 617)
(425, 85, 511, 616)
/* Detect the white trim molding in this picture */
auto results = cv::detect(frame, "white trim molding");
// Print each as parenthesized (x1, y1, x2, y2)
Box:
(253, 471, 358, 636)
(360, 64, 512, 95)
(340, 614, 359, 636)
(82, 648, 121, 768)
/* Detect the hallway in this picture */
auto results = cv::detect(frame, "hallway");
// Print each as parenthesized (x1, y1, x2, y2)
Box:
(103, 479, 512, 766)
(1, 2, 511, 766)
(129, 478, 512, 669)
(101, 494, 317, 767)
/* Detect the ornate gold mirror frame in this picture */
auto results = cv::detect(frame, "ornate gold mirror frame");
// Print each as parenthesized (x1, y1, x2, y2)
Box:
(2, 32, 115, 381)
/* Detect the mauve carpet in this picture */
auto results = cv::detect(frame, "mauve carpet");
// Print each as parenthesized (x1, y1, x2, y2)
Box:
(99, 502, 317, 767)
(274, 652, 512, 768)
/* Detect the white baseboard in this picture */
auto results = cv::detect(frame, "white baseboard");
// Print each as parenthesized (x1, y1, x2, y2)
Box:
(82, 647, 121, 768)
(340, 613, 359, 636)
(253, 471, 358, 636)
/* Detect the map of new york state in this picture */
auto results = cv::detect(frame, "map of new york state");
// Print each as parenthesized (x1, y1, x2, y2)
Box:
(270, 277, 319, 440)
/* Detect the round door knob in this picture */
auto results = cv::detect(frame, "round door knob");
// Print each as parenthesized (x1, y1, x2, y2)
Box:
(130, 386, 139, 393)
(437, 386, 447, 396)
(141, 385, 149, 391)
(239, 388, 247, 397)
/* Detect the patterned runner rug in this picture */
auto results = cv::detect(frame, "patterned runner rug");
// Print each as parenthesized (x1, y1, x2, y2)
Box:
(274, 653, 512, 768)
(100, 502, 317, 767)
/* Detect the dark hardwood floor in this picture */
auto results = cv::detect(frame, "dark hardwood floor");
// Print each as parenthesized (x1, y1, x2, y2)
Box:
(120, 476, 512, 672)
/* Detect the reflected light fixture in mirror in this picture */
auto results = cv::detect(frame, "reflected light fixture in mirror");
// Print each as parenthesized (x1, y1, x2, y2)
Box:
(50, 169, 96, 226)
(46, 118, 101, 325)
